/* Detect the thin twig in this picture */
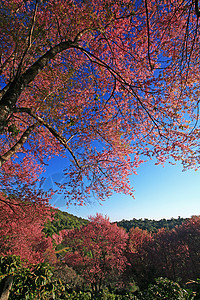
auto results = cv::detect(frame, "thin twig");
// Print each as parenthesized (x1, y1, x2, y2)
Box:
(15, 0, 39, 78)
(145, 0, 153, 71)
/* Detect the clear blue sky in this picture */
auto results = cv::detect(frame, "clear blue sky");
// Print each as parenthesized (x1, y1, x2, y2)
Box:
(42, 156, 200, 222)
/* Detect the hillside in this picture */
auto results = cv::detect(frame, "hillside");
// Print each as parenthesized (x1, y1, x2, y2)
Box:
(116, 216, 188, 232)
(44, 210, 188, 236)
(43, 209, 89, 237)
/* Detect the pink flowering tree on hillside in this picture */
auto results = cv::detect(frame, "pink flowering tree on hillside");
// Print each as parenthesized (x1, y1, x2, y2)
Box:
(126, 227, 153, 287)
(0, 188, 54, 265)
(62, 214, 128, 293)
(126, 216, 200, 287)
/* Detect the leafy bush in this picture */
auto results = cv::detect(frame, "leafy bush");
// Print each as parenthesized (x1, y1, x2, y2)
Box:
(186, 279, 200, 299)
(137, 277, 194, 300)
(62, 289, 137, 299)
(0, 255, 65, 299)
(52, 262, 84, 290)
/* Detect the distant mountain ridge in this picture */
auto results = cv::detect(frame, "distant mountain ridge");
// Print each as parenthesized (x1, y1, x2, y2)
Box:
(43, 210, 188, 236)
(116, 216, 188, 232)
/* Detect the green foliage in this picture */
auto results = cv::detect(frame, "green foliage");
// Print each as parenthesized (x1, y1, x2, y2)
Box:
(117, 216, 187, 232)
(0, 255, 22, 276)
(62, 291, 92, 299)
(186, 279, 200, 299)
(57, 289, 138, 299)
(137, 278, 194, 300)
(1, 256, 198, 299)
(43, 209, 88, 237)
(0, 255, 65, 300)
(94, 288, 137, 299)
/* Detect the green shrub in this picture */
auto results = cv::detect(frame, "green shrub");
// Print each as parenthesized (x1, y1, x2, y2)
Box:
(186, 279, 200, 299)
(138, 277, 194, 300)
(0, 255, 65, 299)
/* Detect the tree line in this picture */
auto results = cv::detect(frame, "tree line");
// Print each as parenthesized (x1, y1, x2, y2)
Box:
(116, 216, 188, 232)
(43, 209, 188, 234)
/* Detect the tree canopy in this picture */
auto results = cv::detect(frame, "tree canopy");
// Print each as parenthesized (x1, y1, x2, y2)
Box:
(63, 214, 128, 293)
(0, 0, 200, 206)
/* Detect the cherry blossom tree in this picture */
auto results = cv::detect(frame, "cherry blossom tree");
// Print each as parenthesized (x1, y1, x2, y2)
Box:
(149, 228, 190, 283)
(0, 0, 200, 206)
(62, 214, 128, 292)
(147, 217, 200, 284)
(0, 188, 53, 264)
(126, 216, 200, 287)
(176, 216, 200, 281)
(126, 227, 153, 288)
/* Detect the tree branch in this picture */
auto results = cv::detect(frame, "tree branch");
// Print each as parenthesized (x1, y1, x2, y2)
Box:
(195, 0, 200, 18)
(145, 0, 153, 71)
(15, 0, 39, 78)
(77, 46, 167, 137)
(14, 108, 81, 169)
(0, 39, 76, 131)
(0, 123, 37, 167)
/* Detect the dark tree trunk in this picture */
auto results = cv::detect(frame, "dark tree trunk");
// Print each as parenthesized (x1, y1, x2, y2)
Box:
(0, 275, 13, 300)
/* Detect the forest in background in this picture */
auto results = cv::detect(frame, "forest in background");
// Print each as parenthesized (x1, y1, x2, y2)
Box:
(43, 209, 188, 235)
(116, 216, 188, 232)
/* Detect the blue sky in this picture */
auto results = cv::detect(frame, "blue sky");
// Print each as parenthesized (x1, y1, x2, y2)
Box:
(42, 156, 200, 222)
